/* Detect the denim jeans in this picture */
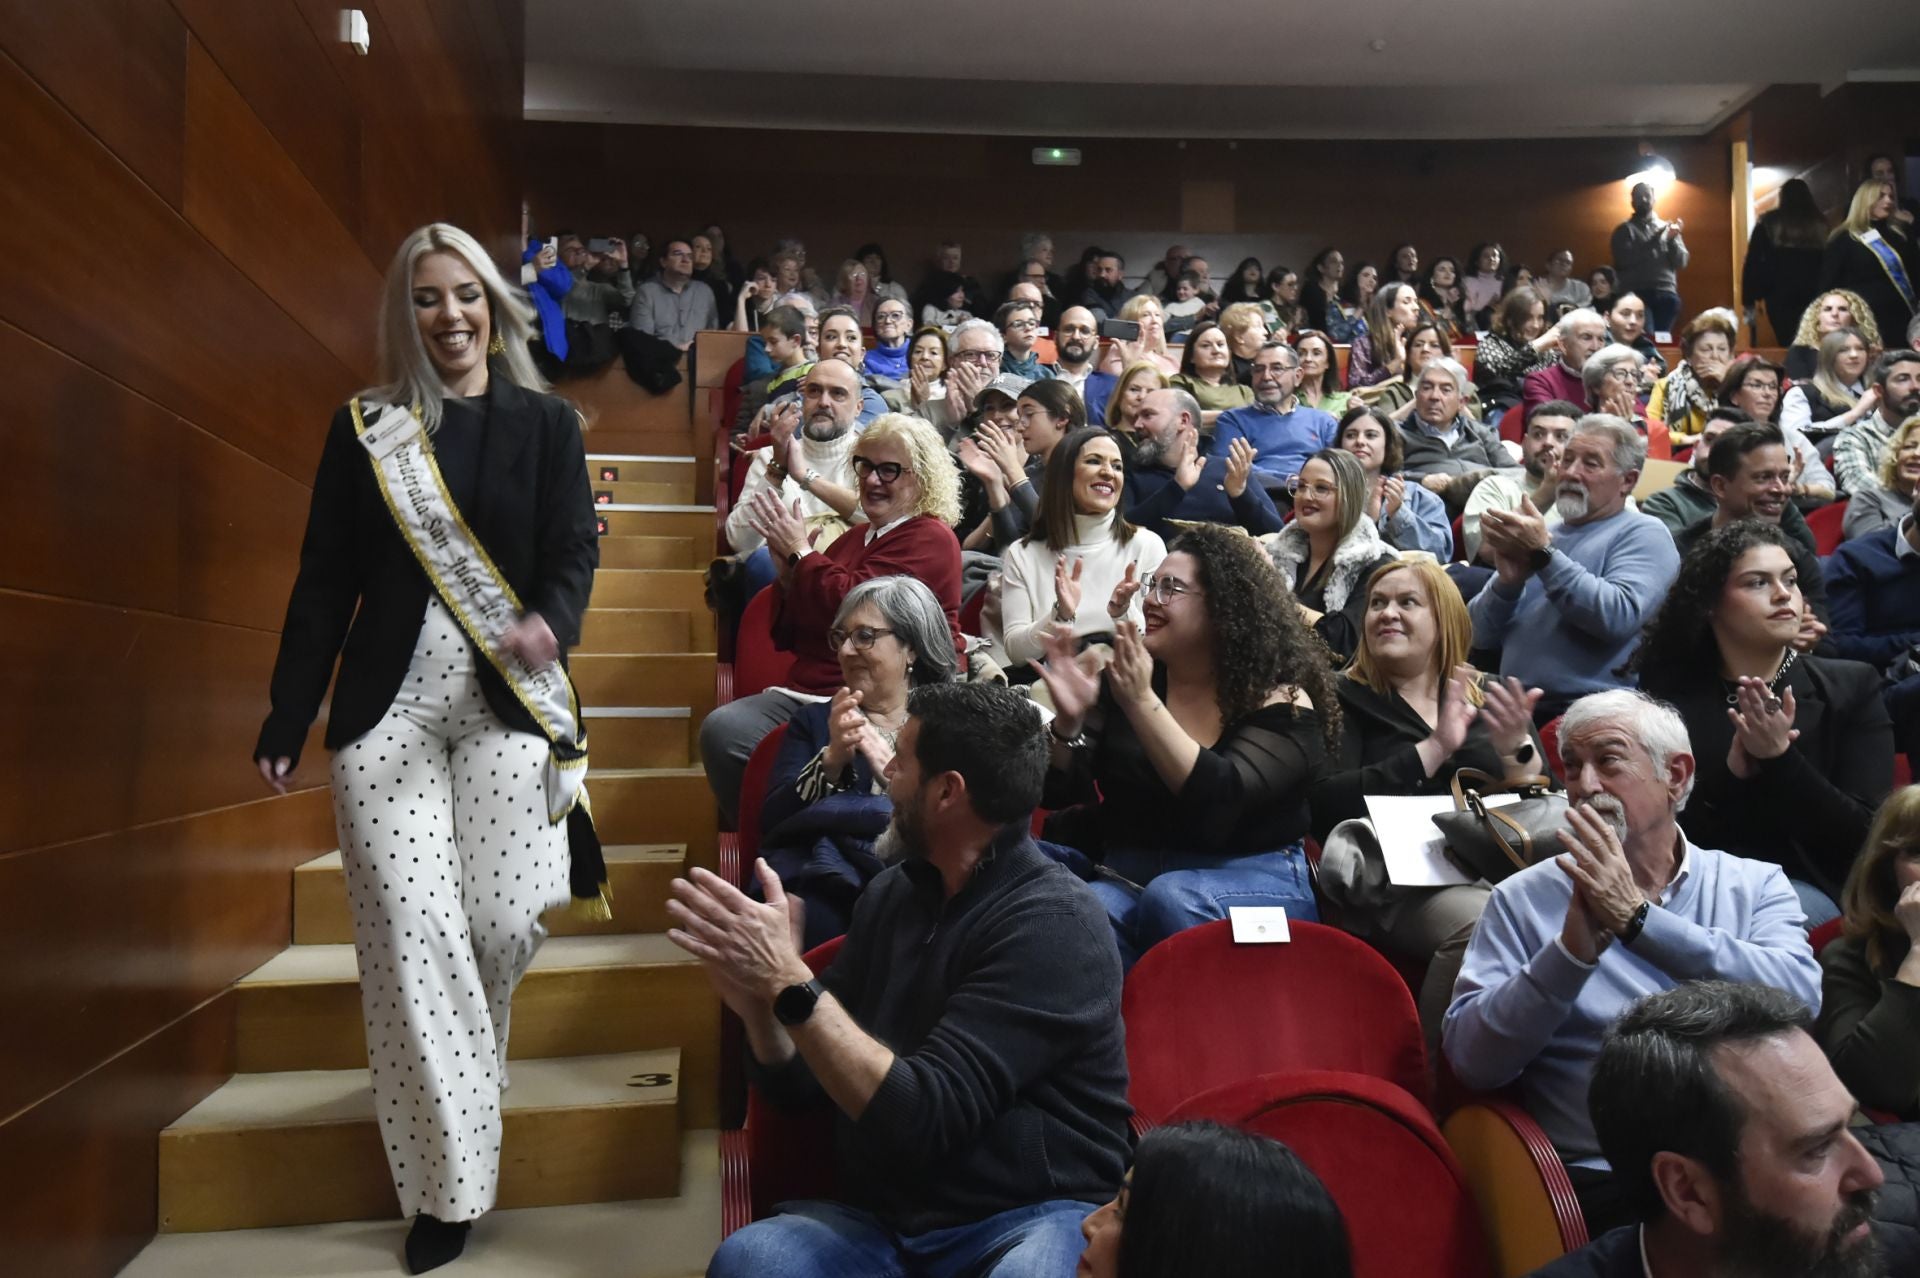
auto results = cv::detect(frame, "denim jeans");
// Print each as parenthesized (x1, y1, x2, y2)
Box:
(1790, 878, 1841, 930)
(708, 1197, 1092, 1278)
(1645, 290, 1682, 335)
(1089, 845, 1318, 969)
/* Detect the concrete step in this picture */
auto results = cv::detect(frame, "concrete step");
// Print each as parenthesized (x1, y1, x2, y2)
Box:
(123, 1129, 721, 1277)
(597, 534, 703, 571)
(157, 1050, 683, 1232)
(572, 653, 717, 720)
(578, 607, 713, 654)
(588, 455, 700, 487)
(292, 844, 687, 945)
(588, 569, 708, 612)
(231, 932, 719, 1125)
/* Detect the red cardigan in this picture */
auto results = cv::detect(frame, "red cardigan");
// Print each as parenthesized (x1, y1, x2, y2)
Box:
(773, 515, 964, 694)
(1512, 362, 1590, 441)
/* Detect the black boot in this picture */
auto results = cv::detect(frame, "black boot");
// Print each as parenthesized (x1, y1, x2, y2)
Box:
(404, 1214, 471, 1274)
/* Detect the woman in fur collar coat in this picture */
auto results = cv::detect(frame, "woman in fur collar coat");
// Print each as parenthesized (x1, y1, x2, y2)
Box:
(1264, 447, 1402, 661)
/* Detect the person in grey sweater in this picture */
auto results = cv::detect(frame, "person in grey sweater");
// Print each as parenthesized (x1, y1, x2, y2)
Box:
(1399, 357, 1521, 513)
(1610, 182, 1690, 333)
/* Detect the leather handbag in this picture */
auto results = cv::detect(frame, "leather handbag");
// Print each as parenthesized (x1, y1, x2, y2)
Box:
(1432, 768, 1567, 884)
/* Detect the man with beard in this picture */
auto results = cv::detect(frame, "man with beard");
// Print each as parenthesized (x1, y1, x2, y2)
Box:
(1463, 400, 1578, 562)
(723, 356, 865, 561)
(1527, 981, 1888, 1278)
(1470, 415, 1681, 720)
(1124, 387, 1284, 538)
(1050, 307, 1116, 416)
(1834, 349, 1920, 496)
(1210, 342, 1340, 491)
(1673, 422, 1832, 648)
(671, 682, 1131, 1278)
(1641, 407, 1750, 534)
(1444, 690, 1822, 1236)
(1080, 250, 1136, 320)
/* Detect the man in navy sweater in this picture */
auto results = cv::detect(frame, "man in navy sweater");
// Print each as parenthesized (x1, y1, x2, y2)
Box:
(1826, 484, 1920, 755)
(1528, 982, 1887, 1278)
(1124, 387, 1285, 538)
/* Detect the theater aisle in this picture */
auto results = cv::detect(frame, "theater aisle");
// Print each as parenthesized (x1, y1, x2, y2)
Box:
(124, 370, 723, 1276)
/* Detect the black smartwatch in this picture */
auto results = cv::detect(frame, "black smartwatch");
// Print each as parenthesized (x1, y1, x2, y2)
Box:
(1618, 900, 1651, 946)
(1527, 544, 1554, 573)
(774, 978, 826, 1026)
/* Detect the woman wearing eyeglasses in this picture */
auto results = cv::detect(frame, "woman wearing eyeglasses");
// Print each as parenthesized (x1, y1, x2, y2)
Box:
(757, 575, 958, 948)
(1264, 449, 1401, 662)
(1033, 523, 1340, 967)
(1335, 405, 1453, 559)
(701, 412, 965, 823)
(992, 427, 1166, 669)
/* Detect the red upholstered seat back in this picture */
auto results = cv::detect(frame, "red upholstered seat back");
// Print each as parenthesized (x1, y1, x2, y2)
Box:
(1122, 920, 1429, 1122)
(735, 724, 790, 884)
(734, 586, 796, 700)
(741, 935, 845, 1224)
(1540, 715, 1565, 782)
(1806, 498, 1849, 556)
(1167, 1070, 1496, 1278)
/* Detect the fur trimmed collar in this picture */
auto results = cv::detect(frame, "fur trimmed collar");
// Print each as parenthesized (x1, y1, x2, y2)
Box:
(1263, 518, 1395, 613)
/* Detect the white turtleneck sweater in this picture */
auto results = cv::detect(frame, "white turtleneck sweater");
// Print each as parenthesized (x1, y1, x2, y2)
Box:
(992, 508, 1167, 667)
(724, 427, 863, 554)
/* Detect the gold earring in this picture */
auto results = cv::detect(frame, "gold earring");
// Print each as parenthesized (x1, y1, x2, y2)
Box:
(488, 333, 507, 356)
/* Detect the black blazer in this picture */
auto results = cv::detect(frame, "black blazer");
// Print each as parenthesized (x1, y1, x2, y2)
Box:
(255, 373, 598, 767)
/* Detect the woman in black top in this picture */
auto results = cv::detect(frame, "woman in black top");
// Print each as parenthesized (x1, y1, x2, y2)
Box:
(1310, 559, 1546, 1044)
(1635, 521, 1893, 923)
(1036, 524, 1340, 967)
(1472, 286, 1557, 413)
(1820, 179, 1920, 356)
(255, 224, 598, 1272)
(1299, 247, 1346, 333)
(1743, 177, 1830, 345)
(1263, 449, 1401, 662)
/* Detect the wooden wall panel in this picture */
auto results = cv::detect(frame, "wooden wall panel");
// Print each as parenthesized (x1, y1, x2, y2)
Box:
(0, 0, 189, 205)
(182, 39, 383, 379)
(0, 994, 236, 1278)
(0, 592, 326, 854)
(0, 46, 356, 482)
(0, 789, 332, 1120)
(0, 321, 308, 631)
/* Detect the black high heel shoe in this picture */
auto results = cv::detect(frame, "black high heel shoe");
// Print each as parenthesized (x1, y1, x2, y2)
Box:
(404, 1214, 472, 1274)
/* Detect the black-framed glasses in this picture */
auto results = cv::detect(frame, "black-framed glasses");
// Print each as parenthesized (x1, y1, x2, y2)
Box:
(875, 310, 909, 323)
(828, 625, 896, 652)
(852, 457, 906, 483)
(1143, 575, 1198, 602)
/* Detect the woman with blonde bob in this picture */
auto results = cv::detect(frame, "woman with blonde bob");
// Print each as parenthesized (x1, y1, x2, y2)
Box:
(1818, 785, 1920, 1119)
(1105, 359, 1172, 444)
(1819, 178, 1920, 355)
(1104, 293, 1180, 376)
(256, 224, 599, 1272)
(1311, 558, 1548, 1044)
(1845, 414, 1920, 540)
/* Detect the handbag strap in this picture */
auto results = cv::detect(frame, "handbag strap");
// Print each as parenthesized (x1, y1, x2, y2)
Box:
(1450, 766, 1555, 808)
(1481, 805, 1537, 874)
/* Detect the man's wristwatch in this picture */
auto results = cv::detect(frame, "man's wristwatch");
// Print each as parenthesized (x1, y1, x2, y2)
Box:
(1618, 900, 1651, 946)
(1527, 543, 1554, 573)
(774, 978, 826, 1026)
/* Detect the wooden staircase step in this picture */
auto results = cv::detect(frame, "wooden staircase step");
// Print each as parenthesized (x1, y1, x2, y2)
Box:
(587, 455, 700, 487)
(572, 653, 717, 719)
(588, 569, 708, 612)
(292, 845, 687, 945)
(597, 534, 703, 571)
(586, 708, 696, 769)
(595, 509, 714, 543)
(579, 608, 710, 654)
(232, 933, 719, 1125)
(587, 767, 717, 863)
(158, 1050, 682, 1232)
(594, 479, 695, 506)
(122, 1130, 722, 1277)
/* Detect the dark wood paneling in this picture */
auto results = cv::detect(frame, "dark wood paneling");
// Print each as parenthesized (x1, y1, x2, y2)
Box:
(0, 321, 309, 631)
(182, 38, 383, 379)
(0, 0, 188, 205)
(0, 788, 331, 1119)
(0, 993, 236, 1278)
(170, 0, 362, 246)
(0, 45, 356, 482)
(0, 592, 325, 854)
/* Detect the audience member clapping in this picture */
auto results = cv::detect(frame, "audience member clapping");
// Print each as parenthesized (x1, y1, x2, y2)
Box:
(724, 358, 865, 563)
(1835, 349, 1920, 496)
(1820, 784, 1920, 1119)
(1335, 406, 1453, 558)
(1581, 344, 1652, 441)
(1636, 521, 1890, 923)
(1649, 308, 1738, 446)
(1210, 342, 1340, 491)
(1470, 415, 1679, 721)
(1035, 524, 1338, 966)
(1844, 412, 1920, 540)
(1312, 559, 1548, 1041)
(1444, 690, 1821, 1235)
(1265, 449, 1403, 661)
(898, 325, 949, 416)
(956, 379, 1083, 551)
(991, 428, 1166, 668)
(1125, 388, 1282, 539)
(921, 319, 1005, 436)
(1076, 1121, 1353, 1278)
(1463, 401, 1578, 563)
(733, 304, 814, 434)
(756, 576, 957, 949)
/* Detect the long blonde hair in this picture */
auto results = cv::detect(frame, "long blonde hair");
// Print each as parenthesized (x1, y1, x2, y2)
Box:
(857, 413, 962, 525)
(1835, 178, 1899, 240)
(1343, 559, 1484, 706)
(1106, 360, 1170, 431)
(1841, 784, 1920, 971)
(1812, 327, 1870, 411)
(1879, 415, 1920, 492)
(370, 223, 545, 433)
(1119, 293, 1171, 357)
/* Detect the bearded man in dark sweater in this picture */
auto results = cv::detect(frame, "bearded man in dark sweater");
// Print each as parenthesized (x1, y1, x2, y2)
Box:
(671, 681, 1130, 1277)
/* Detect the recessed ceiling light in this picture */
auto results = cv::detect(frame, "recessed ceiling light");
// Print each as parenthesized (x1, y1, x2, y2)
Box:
(1369, 38, 1387, 51)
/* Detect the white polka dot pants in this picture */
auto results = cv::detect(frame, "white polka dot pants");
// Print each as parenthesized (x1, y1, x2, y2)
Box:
(329, 599, 570, 1222)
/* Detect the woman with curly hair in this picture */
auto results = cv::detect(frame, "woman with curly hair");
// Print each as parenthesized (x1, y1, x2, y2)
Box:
(1818, 784, 1920, 1119)
(1034, 522, 1339, 966)
(1784, 288, 1883, 382)
(1635, 520, 1892, 923)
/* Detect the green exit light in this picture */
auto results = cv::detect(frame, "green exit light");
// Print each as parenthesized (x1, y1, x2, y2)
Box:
(1031, 146, 1082, 167)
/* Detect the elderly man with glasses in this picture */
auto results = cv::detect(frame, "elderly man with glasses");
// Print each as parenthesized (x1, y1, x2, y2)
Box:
(864, 299, 915, 383)
(918, 319, 1006, 439)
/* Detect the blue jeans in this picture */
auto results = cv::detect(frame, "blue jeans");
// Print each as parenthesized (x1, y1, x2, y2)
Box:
(741, 545, 778, 599)
(709, 1198, 1091, 1278)
(1089, 845, 1318, 969)
(1645, 290, 1682, 334)
(1790, 878, 1841, 930)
